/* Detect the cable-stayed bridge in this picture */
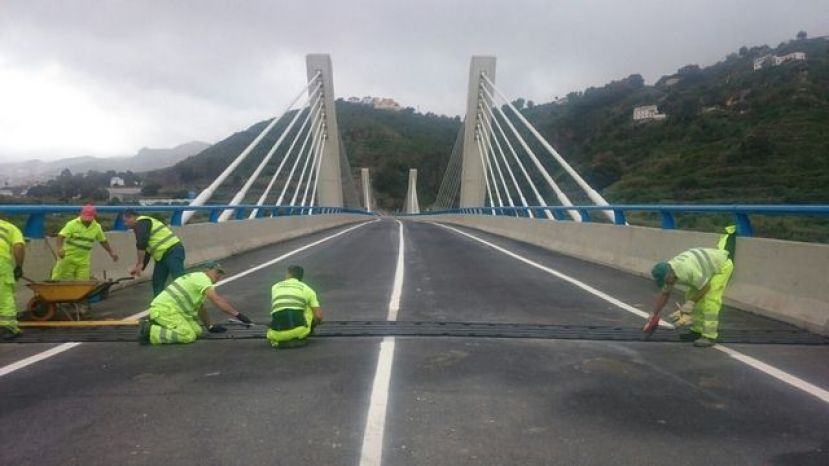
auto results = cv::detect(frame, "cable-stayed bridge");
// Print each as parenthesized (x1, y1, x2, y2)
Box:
(1, 54, 828, 466)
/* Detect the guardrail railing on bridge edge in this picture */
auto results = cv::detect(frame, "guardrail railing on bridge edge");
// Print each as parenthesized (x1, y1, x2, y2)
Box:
(410, 205, 829, 237)
(0, 204, 374, 239)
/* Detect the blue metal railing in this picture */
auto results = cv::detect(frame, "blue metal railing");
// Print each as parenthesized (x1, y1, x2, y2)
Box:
(0, 204, 374, 239)
(414, 205, 829, 237)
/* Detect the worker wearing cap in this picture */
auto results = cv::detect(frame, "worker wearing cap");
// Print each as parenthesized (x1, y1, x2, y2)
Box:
(138, 261, 252, 345)
(267, 265, 322, 349)
(648, 247, 734, 347)
(51, 204, 118, 280)
(0, 217, 25, 339)
(122, 209, 185, 296)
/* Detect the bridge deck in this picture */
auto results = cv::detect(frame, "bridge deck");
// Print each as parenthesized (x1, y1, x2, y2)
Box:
(1, 219, 827, 465)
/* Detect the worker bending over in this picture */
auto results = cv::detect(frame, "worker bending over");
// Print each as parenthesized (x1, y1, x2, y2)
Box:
(123, 209, 185, 296)
(268, 265, 322, 349)
(51, 204, 118, 280)
(648, 245, 734, 348)
(138, 261, 251, 345)
(0, 217, 25, 340)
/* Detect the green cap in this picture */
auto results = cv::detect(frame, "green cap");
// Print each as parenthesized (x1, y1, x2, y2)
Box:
(203, 260, 225, 274)
(651, 262, 671, 288)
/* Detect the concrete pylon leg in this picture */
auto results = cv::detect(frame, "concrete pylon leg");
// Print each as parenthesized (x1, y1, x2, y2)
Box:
(404, 168, 420, 214)
(360, 167, 373, 212)
(306, 54, 343, 207)
(459, 56, 496, 207)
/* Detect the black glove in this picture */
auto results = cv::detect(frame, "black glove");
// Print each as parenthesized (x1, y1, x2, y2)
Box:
(13, 266, 23, 282)
(207, 324, 227, 333)
(235, 313, 252, 324)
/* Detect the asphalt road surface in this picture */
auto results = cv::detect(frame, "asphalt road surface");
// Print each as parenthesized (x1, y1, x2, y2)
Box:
(1, 218, 827, 466)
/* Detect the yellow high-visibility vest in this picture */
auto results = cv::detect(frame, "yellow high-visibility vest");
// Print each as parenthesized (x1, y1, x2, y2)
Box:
(138, 215, 181, 261)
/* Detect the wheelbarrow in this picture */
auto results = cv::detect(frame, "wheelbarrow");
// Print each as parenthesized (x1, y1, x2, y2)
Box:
(24, 276, 134, 321)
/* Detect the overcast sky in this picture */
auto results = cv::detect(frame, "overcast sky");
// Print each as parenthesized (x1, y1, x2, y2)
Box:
(0, 0, 826, 161)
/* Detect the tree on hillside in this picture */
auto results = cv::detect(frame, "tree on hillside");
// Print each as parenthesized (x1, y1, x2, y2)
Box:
(796, 30, 807, 40)
(512, 98, 526, 110)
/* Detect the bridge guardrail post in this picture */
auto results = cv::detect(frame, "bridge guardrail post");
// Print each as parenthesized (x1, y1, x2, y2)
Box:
(113, 212, 127, 231)
(234, 208, 246, 220)
(734, 213, 754, 237)
(209, 209, 221, 223)
(612, 209, 627, 225)
(170, 210, 183, 226)
(24, 212, 45, 239)
(578, 209, 591, 222)
(659, 210, 676, 230)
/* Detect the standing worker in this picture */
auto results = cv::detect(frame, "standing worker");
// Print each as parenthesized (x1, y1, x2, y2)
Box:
(647, 246, 734, 347)
(122, 209, 185, 296)
(138, 261, 252, 345)
(51, 204, 118, 280)
(0, 217, 25, 339)
(267, 265, 322, 349)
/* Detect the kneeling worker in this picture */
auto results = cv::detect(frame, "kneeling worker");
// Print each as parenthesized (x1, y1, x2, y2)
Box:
(268, 265, 322, 349)
(138, 261, 252, 345)
(648, 247, 734, 347)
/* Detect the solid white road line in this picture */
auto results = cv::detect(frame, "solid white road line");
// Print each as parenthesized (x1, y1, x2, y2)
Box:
(436, 222, 674, 328)
(0, 343, 81, 378)
(359, 219, 405, 466)
(126, 219, 378, 320)
(438, 222, 829, 406)
(715, 345, 829, 405)
(1, 219, 377, 378)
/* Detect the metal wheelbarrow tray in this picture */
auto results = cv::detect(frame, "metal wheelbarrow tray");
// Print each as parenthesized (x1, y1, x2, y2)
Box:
(25, 277, 133, 321)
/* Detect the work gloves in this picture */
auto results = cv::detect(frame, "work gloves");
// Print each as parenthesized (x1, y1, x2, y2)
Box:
(668, 300, 695, 327)
(207, 324, 227, 333)
(13, 266, 23, 281)
(235, 313, 253, 324)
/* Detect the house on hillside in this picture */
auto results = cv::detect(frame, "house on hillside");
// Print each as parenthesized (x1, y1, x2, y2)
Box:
(372, 97, 402, 111)
(110, 176, 125, 187)
(633, 105, 667, 121)
(753, 52, 806, 71)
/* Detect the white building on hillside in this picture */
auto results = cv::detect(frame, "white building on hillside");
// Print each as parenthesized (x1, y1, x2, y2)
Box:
(633, 105, 667, 121)
(110, 176, 125, 187)
(753, 52, 806, 71)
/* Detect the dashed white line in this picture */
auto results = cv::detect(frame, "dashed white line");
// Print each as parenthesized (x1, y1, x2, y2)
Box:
(437, 222, 829, 406)
(435, 222, 674, 328)
(1, 219, 377, 377)
(359, 219, 404, 466)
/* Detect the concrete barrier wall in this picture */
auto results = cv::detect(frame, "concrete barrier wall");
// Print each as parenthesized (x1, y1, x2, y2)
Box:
(421, 215, 829, 335)
(15, 214, 369, 308)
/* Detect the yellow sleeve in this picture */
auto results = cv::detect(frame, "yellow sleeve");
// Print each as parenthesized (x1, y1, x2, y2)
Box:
(306, 286, 320, 308)
(94, 223, 106, 242)
(57, 221, 74, 238)
(10, 225, 24, 245)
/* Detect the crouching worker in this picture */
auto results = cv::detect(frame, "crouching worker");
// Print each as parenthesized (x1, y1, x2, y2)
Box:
(138, 261, 252, 345)
(648, 247, 734, 348)
(268, 265, 322, 349)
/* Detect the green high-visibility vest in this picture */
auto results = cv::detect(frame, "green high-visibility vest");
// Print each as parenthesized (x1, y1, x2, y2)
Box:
(0, 219, 24, 263)
(668, 248, 729, 291)
(152, 272, 213, 317)
(271, 278, 319, 314)
(59, 217, 105, 259)
(138, 216, 181, 261)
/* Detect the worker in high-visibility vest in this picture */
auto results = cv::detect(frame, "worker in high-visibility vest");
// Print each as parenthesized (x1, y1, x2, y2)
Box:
(0, 217, 25, 340)
(648, 227, 736, 348)
(267, 265, 322, 349)
(137, 261, 252, 345)
(122, 209, 185, 296)
(51, 204, 118, 280)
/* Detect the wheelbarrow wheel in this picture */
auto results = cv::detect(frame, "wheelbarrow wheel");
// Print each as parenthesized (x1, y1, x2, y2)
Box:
(26, 297, 56, 321)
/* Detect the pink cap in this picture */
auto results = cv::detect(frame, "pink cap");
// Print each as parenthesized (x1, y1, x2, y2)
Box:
(80, 204, 97, 221)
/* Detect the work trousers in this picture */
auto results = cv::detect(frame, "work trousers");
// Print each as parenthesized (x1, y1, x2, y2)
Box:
(688, 259, 734, 340)
(0, 259, 18, 333)
(151, 243, 186, 297)
(51, 256, 91, 280)
(266, 308, 314, 348)
(148, 304, 203, 345)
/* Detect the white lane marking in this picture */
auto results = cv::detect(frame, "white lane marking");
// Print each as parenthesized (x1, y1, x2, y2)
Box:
(2, 219, 378, 377)
(714, 345, 829, 405)
(126, 219, 378, 320)
(0, 343, 81, 378)
(387, 220, 405, 321)
(360, 336, 396, 466)
(359, 219, 405, 466)
(435, 222, 674, 328)
(437, 222, 829, 406)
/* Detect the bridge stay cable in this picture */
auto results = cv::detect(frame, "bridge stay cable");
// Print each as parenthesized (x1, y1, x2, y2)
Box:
(479, 101, 529, 215)
(302, 131, 327, 209)
(181, 71, 321, 224)
(275, 106, 323, 206)
(476, 121, 503, 208)
(478, 101, 515, 209)
(433, 126, 464, 210)
(481, 100, 553, 219)
(290, 120, 325, 207)
(482, 74, 616, 223)
(480, 79, 580, 221)
(474, 135, 496, 214)
(250, 94, 322, 218)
